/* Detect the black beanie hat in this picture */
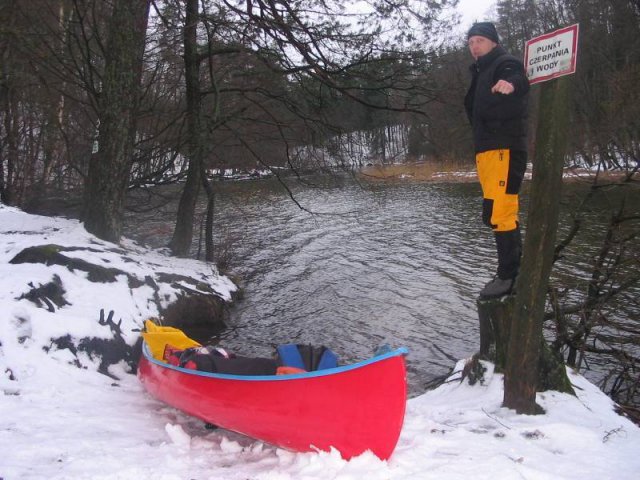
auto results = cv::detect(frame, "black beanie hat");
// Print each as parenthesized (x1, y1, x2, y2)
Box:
(467, 22, 500, 44)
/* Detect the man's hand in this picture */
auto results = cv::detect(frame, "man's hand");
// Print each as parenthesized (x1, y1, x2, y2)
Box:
(491, 80, 515, 95)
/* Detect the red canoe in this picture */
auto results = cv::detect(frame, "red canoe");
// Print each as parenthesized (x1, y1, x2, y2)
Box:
(138, 342, 408, 460)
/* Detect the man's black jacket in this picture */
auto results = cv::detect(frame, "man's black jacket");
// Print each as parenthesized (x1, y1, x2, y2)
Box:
(464, 45, 530, 153)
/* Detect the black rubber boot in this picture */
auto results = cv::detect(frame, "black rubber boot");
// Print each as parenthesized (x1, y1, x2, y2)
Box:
(480, 227, 522, 299)
(495, 227, 522, 281)
(479, 275, 515, 298)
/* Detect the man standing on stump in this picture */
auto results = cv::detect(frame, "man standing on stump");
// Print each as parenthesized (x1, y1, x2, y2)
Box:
(464, 22, 530, 299)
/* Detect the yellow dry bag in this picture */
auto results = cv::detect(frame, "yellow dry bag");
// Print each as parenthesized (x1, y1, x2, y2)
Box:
(141, 319, 200, 360)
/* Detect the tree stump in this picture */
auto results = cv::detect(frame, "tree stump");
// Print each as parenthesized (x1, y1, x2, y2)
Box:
(477, 295, 575, 399)
(478, 295, 513, 371)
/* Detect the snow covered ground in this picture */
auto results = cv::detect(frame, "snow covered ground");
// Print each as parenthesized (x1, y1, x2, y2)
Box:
(1, 204, 639, 479)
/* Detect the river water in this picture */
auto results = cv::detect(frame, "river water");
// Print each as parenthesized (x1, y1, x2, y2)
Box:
(211, 176, 492, 394)
(125, 173, 639, 396)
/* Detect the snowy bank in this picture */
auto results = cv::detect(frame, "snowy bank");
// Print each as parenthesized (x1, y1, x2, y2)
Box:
(1, 205, 639, 479)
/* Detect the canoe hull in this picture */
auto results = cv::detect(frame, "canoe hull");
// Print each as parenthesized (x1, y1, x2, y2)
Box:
(138, 345, 407, 460)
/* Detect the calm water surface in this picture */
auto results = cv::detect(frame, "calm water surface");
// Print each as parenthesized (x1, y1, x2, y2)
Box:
(125, 174, 639, 396)
(128, 176, 497, 394)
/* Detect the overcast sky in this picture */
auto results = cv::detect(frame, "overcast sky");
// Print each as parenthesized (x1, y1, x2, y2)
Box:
(457, 0, 496, 29)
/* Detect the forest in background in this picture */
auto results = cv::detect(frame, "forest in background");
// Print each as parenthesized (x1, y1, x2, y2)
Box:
(1, 1, 639, 415)
(2, 1, 638, 215)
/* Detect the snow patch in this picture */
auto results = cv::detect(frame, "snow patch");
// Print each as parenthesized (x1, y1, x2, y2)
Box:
(1, 205, 639, 479)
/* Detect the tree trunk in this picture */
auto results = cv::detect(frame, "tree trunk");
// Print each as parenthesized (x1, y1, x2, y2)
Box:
(38, 0, 71, 200)
(201, 169, 216, 263)
(478, 295, 574, 397)
(169, 0, 203, 257)
(82, 0, 150, 242)
(0, 0, 18, 205)
(2, 80, 19, 206)
(503, 76, 573, 413)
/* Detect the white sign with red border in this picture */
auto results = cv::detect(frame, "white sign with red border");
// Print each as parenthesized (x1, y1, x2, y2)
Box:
(524, 24, 579, 85)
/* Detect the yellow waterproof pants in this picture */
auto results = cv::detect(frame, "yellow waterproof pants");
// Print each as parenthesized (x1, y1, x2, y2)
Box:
(475, 149, 526, 232)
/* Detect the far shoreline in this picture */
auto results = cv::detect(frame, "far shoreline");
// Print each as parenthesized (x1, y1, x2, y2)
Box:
(356, 161, 631, 184)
